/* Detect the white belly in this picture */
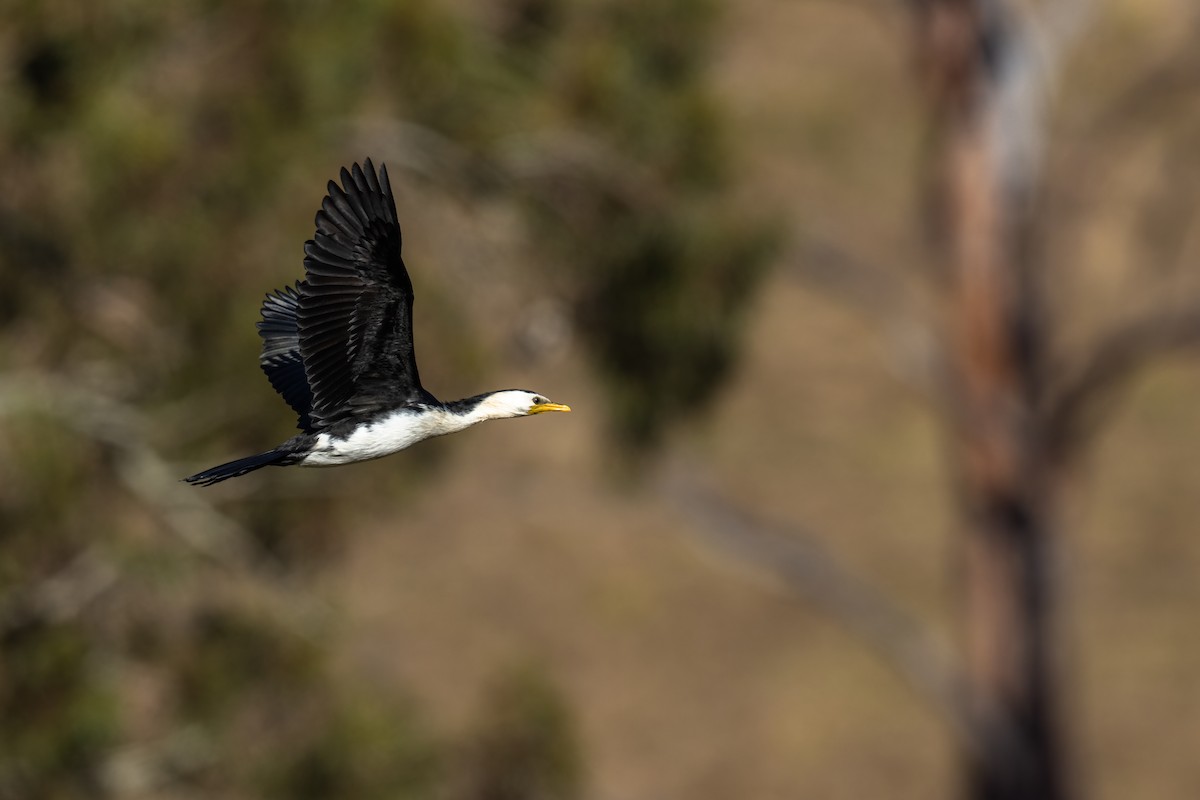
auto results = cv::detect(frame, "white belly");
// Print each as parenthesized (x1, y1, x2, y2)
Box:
(299, 407, 468, 467)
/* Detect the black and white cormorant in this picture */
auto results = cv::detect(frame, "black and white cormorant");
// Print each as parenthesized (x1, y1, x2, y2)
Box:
(183, 159, 570, 486)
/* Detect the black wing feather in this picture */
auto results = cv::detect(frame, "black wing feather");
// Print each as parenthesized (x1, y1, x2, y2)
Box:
(297, 159, 430, 429)
(257, 282, 315, 432)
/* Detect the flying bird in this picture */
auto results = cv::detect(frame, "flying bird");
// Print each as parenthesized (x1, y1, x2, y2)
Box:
(184, 159, 570, 486)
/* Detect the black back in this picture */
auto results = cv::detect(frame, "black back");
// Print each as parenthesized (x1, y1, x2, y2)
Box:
(256, 160, 434, 433)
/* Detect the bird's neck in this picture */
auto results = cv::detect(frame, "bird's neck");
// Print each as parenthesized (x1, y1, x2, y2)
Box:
(446, 403, 494, 430)
(441, 392, 517, 426)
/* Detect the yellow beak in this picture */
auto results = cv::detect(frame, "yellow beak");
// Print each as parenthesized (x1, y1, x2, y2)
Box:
(530, 402, 571, 415)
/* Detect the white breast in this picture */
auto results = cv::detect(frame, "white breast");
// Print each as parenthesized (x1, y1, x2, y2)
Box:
(299, 406, 471, 467)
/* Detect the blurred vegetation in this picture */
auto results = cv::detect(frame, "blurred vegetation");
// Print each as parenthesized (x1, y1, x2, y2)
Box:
(455, 665, 583, 800)
(0, 0, 770, 797)
(2, 0, 1199, 798)
(0, 0, 774, 448)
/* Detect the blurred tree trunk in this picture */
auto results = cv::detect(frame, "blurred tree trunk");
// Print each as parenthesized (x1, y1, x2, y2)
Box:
(913, 1, 1071, 798)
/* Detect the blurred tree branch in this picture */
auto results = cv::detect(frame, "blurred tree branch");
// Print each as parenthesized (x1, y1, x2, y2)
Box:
(789, 235, 920, 323)
(662, 467, 1025, 764)
(0, 372, 333, 643)
(787, 235, 950, 406)
(0, 545, 117, 631)
(1042, 301, 1200, 463)
(0, 372, 255, 567)
(776, 2, 1196, 797)
(1082, 16, 1200, 138)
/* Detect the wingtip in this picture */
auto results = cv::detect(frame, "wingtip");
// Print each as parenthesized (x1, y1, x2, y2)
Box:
(378, 161, 391, 191)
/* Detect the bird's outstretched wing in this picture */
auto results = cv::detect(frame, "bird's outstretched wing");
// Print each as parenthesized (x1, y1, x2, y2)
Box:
(257, 282, 314, 432)
(298, 159, 430, 430)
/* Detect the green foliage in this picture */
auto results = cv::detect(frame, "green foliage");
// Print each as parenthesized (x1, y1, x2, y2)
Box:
(261, 694, 441, 800)
(495, 0, 780, 448)
(171, 606, 320, 724)
(0, 0, 772, 445)
(458, 665, 583, 800)
(0, 0, 767, 796)
(0, 621, 116, 799)
(575, 205, 775, 447)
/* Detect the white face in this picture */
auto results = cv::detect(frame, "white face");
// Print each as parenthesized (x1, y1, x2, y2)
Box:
(482, 390, 572, 419)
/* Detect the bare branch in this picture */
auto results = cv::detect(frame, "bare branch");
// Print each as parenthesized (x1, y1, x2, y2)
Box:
(660, 465, 1033, 768)
(1078, 14, 1200, 140)
(0, 372, 333, 641)
(785, 237, 952, 406)
(347, 116, 670, 218)
(0, 546, 119, 631)
(0, 372, 257, 566)
(345, 117, 480, 185)
(788, 235, 914, 317)
(1042, 303, 1200, 461)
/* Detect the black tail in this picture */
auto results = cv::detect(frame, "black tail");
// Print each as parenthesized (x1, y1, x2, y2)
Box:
(183, 449, 291, 486)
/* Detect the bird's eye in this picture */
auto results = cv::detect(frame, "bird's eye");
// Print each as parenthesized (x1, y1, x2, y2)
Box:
(534, 397, 546, 405)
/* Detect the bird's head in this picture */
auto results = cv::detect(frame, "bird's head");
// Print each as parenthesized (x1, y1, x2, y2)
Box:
(480, 390, 572, 419)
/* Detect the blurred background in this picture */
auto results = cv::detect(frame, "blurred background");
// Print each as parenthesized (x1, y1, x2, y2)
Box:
(1, 0, 1198, 798)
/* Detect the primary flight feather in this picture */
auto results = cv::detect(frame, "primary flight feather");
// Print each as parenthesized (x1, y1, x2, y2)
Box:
(184, 159, 569, 486)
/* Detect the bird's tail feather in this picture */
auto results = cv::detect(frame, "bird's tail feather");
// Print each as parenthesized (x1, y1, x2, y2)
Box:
(183, 449, 291, 486)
